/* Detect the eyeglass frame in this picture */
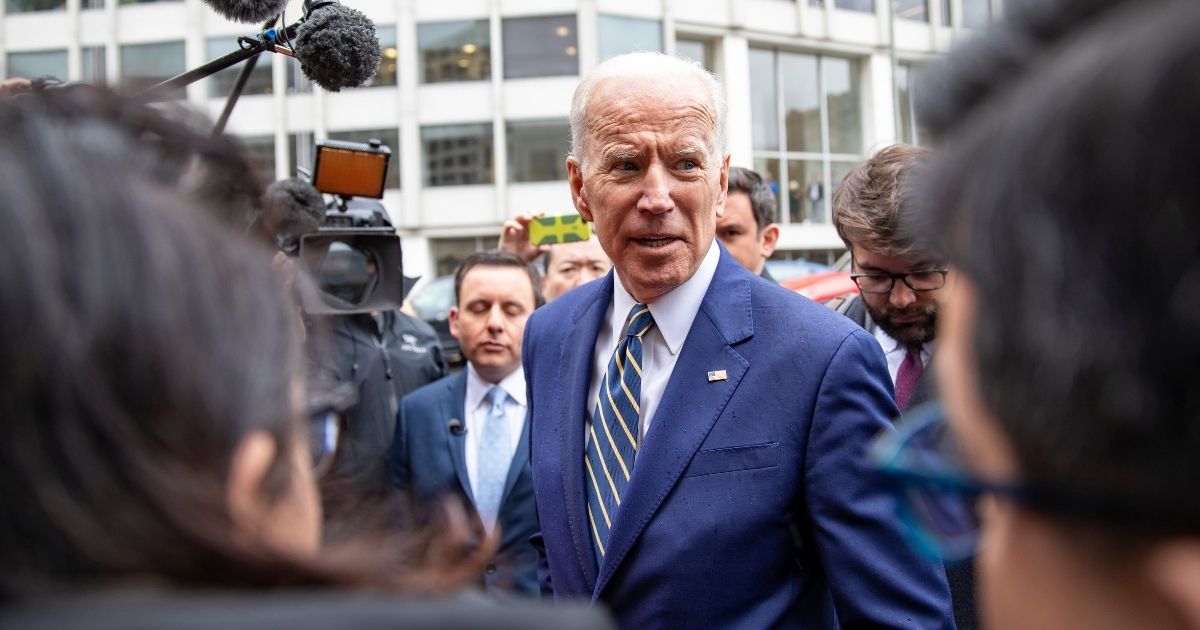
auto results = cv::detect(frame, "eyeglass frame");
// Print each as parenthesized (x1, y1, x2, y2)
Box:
(871, 401, 1198, 562)
(850, 266, 950, 294)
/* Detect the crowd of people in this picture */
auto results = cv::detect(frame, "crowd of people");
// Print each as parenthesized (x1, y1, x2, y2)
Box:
(3, 0, 1200, 628)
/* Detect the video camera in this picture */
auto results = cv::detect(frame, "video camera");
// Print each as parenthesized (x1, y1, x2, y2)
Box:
(296, 138, 406, 315)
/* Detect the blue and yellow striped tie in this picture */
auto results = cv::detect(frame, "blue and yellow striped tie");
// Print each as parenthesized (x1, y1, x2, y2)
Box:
(584, 304, 655, 563)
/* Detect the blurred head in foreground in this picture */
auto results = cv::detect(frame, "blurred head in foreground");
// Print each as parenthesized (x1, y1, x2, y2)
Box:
(0, 86, 477, 597)
(904, 1, 1200, 628)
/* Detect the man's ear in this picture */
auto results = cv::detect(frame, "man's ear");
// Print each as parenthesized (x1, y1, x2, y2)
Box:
(227, 430, 278, 536)
(567, 156, 592, 222)
(714, 153, 731, 220)
(1145, 540, 1200, 628)
(760, 223, 781, 259)
(448, 305, 461, 340)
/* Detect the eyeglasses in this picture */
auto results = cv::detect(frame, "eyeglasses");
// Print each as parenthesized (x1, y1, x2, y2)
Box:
(305, 382, 357, 478)
(850, 267, 949, 294)
(869, 402, 1037, 562)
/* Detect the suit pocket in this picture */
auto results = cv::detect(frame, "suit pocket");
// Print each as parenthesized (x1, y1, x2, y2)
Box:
(682, 442, 780, 477)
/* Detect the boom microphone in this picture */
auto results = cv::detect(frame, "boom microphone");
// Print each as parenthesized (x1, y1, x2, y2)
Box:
(200, 0, 287, 25)
(294, 0, 382, 92)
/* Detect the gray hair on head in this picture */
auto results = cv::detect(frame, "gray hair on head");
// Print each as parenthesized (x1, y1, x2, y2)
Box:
(568, 52, 727, 171)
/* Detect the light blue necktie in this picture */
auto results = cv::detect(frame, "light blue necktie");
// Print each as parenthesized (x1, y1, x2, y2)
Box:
(475, 385, 511, 532)
(584, 304, 655, 562)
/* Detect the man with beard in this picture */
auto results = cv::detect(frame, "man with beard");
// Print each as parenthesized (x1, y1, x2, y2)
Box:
(833, 143, 974, 629)
(833, 144, 945, 412)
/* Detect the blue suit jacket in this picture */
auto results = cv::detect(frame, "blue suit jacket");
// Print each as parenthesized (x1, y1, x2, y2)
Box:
(388, 370, 539, 596)
(522, 246, 953, 627)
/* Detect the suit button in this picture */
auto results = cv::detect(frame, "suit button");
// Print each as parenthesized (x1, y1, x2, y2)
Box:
(485, 563, 497, 575)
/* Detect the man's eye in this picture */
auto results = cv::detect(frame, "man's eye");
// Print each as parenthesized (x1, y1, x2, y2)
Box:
(680, 159, 698, 170)
(617, 161, 638, 171)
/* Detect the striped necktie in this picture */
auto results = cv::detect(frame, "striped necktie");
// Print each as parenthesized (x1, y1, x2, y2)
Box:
(584, 304, 655, 563)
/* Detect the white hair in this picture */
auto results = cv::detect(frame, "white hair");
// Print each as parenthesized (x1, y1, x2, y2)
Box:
(568, 52, 728, 170)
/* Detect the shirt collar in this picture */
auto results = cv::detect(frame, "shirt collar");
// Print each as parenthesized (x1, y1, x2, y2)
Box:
(611, 239, 720, 356)
(873, 325, 936, 358)
(465, 362, 527, 410)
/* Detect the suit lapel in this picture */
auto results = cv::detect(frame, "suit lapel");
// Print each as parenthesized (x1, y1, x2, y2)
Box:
(593, 251, 754, 599)
(443, 371, 473, 505)
(559, 277, 614, 591)
(500, 412, 530, 505)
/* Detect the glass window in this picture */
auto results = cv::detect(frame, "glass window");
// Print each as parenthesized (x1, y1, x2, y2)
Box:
(962, 0, 991, 28)
(5, 0, 64, 13)
(81, 46, 107, 83)
(207, 37, 273, 98)
(782, 52, 820, 154)
(750, 48, 863, 225)
(238, 135, 277, 184)
(363, 25, 398, 88)
(834, 0, 873, 12)
(119, 41, 185, 93)
(506, 119, 569, 183)
(287, 57, 312, 94)
(327, 129, 401, 190)
(824, 56, 862, 155)
(430, 236, 494, 277)
(6, 50, 68, 81)
(422, 123, 494, 187)
(503, 15, 578, 79)
(675, 38, 712, 72)
(940, 0, 952, 25)
(597, 15, 662, 63)
(289, 132, 315, 181)
(749, 48, 778, 152)
(81, 0, 103, 7)
(418, 19, 490, 84)
(119, 0, 181, 4)
(896, 0, 927, 21)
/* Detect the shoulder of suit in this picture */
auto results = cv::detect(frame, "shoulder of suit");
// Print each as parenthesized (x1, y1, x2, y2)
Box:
(401, 370, 464, 409)
(745, 277, 863, 335)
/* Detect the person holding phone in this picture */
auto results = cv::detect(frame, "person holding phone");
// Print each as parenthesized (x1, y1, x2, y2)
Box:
(498, 213, 611, 302)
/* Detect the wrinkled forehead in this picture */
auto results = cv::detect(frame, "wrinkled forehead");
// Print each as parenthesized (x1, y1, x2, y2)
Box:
(583, 76, 718, 148)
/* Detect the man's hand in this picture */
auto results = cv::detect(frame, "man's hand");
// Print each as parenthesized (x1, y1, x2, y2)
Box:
(498, 212, 551, 263)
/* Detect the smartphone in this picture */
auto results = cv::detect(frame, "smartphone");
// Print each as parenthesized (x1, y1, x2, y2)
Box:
(528, 214, 592, 246)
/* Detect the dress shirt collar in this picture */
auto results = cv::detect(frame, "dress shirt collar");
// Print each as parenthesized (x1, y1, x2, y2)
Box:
(465, 362, 528, 411)
(873, 324, 936, 359)
(611, 239, 720, 356)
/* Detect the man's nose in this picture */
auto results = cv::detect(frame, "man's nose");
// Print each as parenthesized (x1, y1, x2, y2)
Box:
(889, 279, 917, 309)
(486, 304, 506, 331)
(637, 163, 674, 214)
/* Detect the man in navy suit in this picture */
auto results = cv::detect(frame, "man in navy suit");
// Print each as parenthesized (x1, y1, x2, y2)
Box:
(521, 52, 954, 627)
(389, 251, 543, 596)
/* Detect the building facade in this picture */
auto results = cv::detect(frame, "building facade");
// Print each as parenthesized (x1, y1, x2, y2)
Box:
(1, 0, 998, 278)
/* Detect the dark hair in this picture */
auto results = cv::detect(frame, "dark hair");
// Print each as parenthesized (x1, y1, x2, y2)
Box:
(727, 166, 777, 232)
(454, 250, 545, 309)
(833, 144, 931, 258)
(918, 0, 1200, 540)
(0, 86, 485, 597)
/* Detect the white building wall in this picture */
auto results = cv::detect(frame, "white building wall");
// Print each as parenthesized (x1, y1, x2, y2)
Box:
(1, 0, 992, 278)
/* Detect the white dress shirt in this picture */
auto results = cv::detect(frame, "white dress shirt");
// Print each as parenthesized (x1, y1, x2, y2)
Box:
(464, 363, 527, 500)
(588, 240, 720, 441)
(872, 325, 934, 386)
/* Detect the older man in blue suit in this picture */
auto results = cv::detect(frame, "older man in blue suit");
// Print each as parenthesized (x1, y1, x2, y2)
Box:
(389, 251, 543, 596)
(521, 52, 954, 627)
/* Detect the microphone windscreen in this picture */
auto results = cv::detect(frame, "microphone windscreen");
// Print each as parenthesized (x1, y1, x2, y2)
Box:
(200, 0, 287, 24)
(261, 177, 326, 244)
(294, 3, 381, 92)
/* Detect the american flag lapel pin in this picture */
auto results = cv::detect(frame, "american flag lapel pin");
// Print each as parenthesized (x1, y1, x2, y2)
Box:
(707, 369, 728, 382)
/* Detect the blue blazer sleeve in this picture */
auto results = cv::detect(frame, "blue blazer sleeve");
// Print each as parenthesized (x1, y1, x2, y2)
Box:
(804, 328, 953, 628)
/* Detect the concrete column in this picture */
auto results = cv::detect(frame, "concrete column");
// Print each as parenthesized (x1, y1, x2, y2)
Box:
(721, 33, 753, 167)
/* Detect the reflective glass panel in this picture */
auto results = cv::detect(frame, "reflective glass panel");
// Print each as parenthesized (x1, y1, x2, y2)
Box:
(506, 119, 569, 183)
(503, 14, 578, 79)
(422, 123, 494, 186)
(364, 25, 398, 87)
(5, 0, 64, 12)
(749, 48, 778, 151)
(787, 159, 824, 224)
(675, 39, 710, 71)
(119, 41, 185, 93)
(834, 0, 873, 12)
(418, 19, 490, 84)
(962, 0, 991, 28)
(823, 56, 862, 155)
(896, 0, 927, 21)
(782, 51, 821, 154)
(6, 50, 67, 81)
(81, 46, 106, 83)
(597, 15, 662, 63)
(207, 37, 273, 98)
